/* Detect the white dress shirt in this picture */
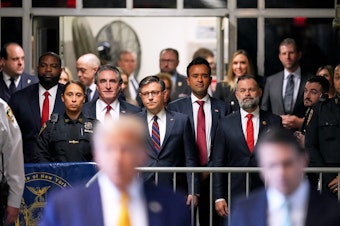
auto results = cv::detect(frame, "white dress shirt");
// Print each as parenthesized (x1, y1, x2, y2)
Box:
(240, 107, 260, 146)
(38, 84, 58, 119)
(282, 67, 301, 110)
(87, 83, 97, 101)
(147, 108, 166, 147)
(128, 74, 139, 100)
(96, 99, 120, 122)
(3, 72, 21, 88)
(191, 93, 212, 158)
(98, 172, 148, 226)
(267, 179, 309, 226)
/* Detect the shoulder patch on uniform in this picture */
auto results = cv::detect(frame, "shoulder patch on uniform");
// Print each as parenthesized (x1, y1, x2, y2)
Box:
(6, 106, 15, 123)
(38, 123, 47, 136)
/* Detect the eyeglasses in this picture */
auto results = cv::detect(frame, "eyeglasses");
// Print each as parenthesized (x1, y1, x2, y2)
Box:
(140, 90, 162, 98)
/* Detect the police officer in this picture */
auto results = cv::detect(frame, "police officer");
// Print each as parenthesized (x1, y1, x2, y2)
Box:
(305, 64, 340, 196)
(35, 81, 96, 162)
(0, 98, 24, 225)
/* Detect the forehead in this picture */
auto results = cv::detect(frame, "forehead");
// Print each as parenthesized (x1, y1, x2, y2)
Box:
(141, 81, 161, 91)
(305, 82, 322, 91)
(6, 44, 24, 55)
(189, 64, 209, 74)
(121, 52, 136, 60)
(258, 142, 297, 164)
(233, 54, 247, 62)
(279, 44, 296, 53)
(98, 69, 118, 79)
(160, 51, 177, 59)
(237, 78, 257, 88)
(64, 83, 83, 93)
(39, 55, 59, 64)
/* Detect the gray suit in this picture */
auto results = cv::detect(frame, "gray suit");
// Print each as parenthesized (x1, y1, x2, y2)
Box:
(261, 70, 311, 118)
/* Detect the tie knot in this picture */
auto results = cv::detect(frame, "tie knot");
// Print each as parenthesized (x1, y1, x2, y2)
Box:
(289, 74, 294, 80)
(153, 115, 158, 122)
(106, 105, 112, 111)
(121, 192, 129, 203)
(44, 91, 50, 97)
(9, 78, 15, 82)
(197, 100, 205, 107)
(246, 113, 253, 119)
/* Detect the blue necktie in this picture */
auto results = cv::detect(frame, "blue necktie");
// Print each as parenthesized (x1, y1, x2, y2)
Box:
(284, 74, 294, 114)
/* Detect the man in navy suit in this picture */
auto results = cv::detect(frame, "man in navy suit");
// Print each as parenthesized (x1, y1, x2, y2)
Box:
(213, 74, 282, 219)
(230, 129, 340, 226)
(261, 38, 312, 130)
(159, 48, 191, 101)
(82, 65, 141, 122)
(76, 53, 100, 102)
(9, 52, 65, 163)
(0, 42, 38, 102)
(40, 115, 191, 226)
(138, 75, 199, 207)
(168, 57, 230, 226)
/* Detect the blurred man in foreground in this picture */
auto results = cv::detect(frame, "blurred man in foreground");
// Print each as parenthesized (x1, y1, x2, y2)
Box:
(230, 129, 340, 226)
(39, 115, 190, 226)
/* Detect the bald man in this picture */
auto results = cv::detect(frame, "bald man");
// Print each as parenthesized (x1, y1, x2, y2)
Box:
(76, 53, 101, 102)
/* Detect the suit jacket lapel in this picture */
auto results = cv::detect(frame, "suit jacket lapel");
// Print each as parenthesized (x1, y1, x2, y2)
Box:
(184, 97, 194, 131)
(31, 84, 42, 128)
(277, 72, 285, 113)
(235, 111, 250, 153)
(293, 72, 308, 112)
(119, 100, 128, 114)
(53, 84, 65, 114)
(210, 98, 221, 142)
(141, 110, 158, 157)
(161, 110, 175, 151)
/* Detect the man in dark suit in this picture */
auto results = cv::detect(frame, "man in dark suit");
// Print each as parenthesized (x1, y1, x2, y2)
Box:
(230, 129, 340, 226)
(138, 75, 199, 207)
(213, 74, 282, 219)
(159, 48, 191, 101)
(40, 116, 191, 226)
(76, 53, 100, 102)
(261, 38, 312, 130)
(8, 52, 65, 163)
(0, 42, 38, 102)
(82, 65, 141, 122)
(168, 56, 230, 226)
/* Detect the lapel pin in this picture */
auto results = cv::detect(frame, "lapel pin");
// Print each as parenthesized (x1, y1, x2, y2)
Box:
(214, 109, 219, 113)
(262, 120, 267, 126)
(178, 81, 182, 87)
(148, 201, 162, 213)
(28, 79, 31, 84)
(121, 110, 126, 114)
(170, 118, 174, 121)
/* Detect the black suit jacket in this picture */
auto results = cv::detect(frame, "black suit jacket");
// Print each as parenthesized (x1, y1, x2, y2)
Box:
(230, 187, 340, 226)
(138, 108, 199, 193)
(40, 180, 191, 226)
(0, 72, 38, 102)
(8, 83, 65, 163)
(212, 110, 282, 200)
(261, 70, 312, 118)
(170, 73, 191, 101)
(82, 98, 141, 119)
(167, 96, 231, 166)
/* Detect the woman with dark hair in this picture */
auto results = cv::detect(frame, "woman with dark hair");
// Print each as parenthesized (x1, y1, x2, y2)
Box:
(316, 65, 335, 98)
(213, 49, 255, 112)
(35, 80, 96, 162)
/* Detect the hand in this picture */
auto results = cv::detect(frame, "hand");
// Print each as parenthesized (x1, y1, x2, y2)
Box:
(281, 115, 304, 129)
(186, 194, 198, 207)
(215, 200, 229, 217)
(328, 176, 339, 193)
(294, 131, 305, 149)
(4, 206, 19, 225)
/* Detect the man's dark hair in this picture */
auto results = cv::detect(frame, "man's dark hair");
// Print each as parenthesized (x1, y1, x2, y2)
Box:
(94, 64, 122, 84)
(139, 75, 165, 92)
(1, 42, 22, 59)
(160, 48, 179, 60)
(186, 56, 211, 77)
(38, 52, 62, 67)
(63, 80, 86, 95)
(307, 76, 330, 94)
(256, 129, 305, 159)
(279, 38, 301, 52)
(236, 74, 261, 89)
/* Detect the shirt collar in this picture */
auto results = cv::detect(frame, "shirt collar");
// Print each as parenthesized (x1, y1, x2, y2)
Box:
(284, 67, 301, 79)
(88, 82, 96, 92)
(38, 83, 58, 97)
(147, 108, 166, 124)
(240, 106, 260, 118)
(191, 93, 210, 104)
(97, 98, 119, 112)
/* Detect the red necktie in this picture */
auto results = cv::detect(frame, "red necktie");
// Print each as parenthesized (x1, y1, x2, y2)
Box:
(197, 101, 208, 165)
(246, 113, 254, 152)
(41, 91, 50, 125)
(105, 105, 112, 120)
(151, 115, 161, 152)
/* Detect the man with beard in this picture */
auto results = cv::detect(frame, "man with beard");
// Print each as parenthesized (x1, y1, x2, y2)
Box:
(9, 52, 65, 163)
(212, 74, 282, 220)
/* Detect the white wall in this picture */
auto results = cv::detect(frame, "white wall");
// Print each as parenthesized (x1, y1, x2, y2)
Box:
(61, 16, 228, 81)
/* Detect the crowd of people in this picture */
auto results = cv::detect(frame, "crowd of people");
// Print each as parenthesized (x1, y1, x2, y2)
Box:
(1, 38, 340, 226)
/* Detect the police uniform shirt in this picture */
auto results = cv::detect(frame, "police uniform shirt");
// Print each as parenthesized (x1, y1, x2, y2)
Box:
(35, 112, 95, 162)
(96, 98, 120, 122)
